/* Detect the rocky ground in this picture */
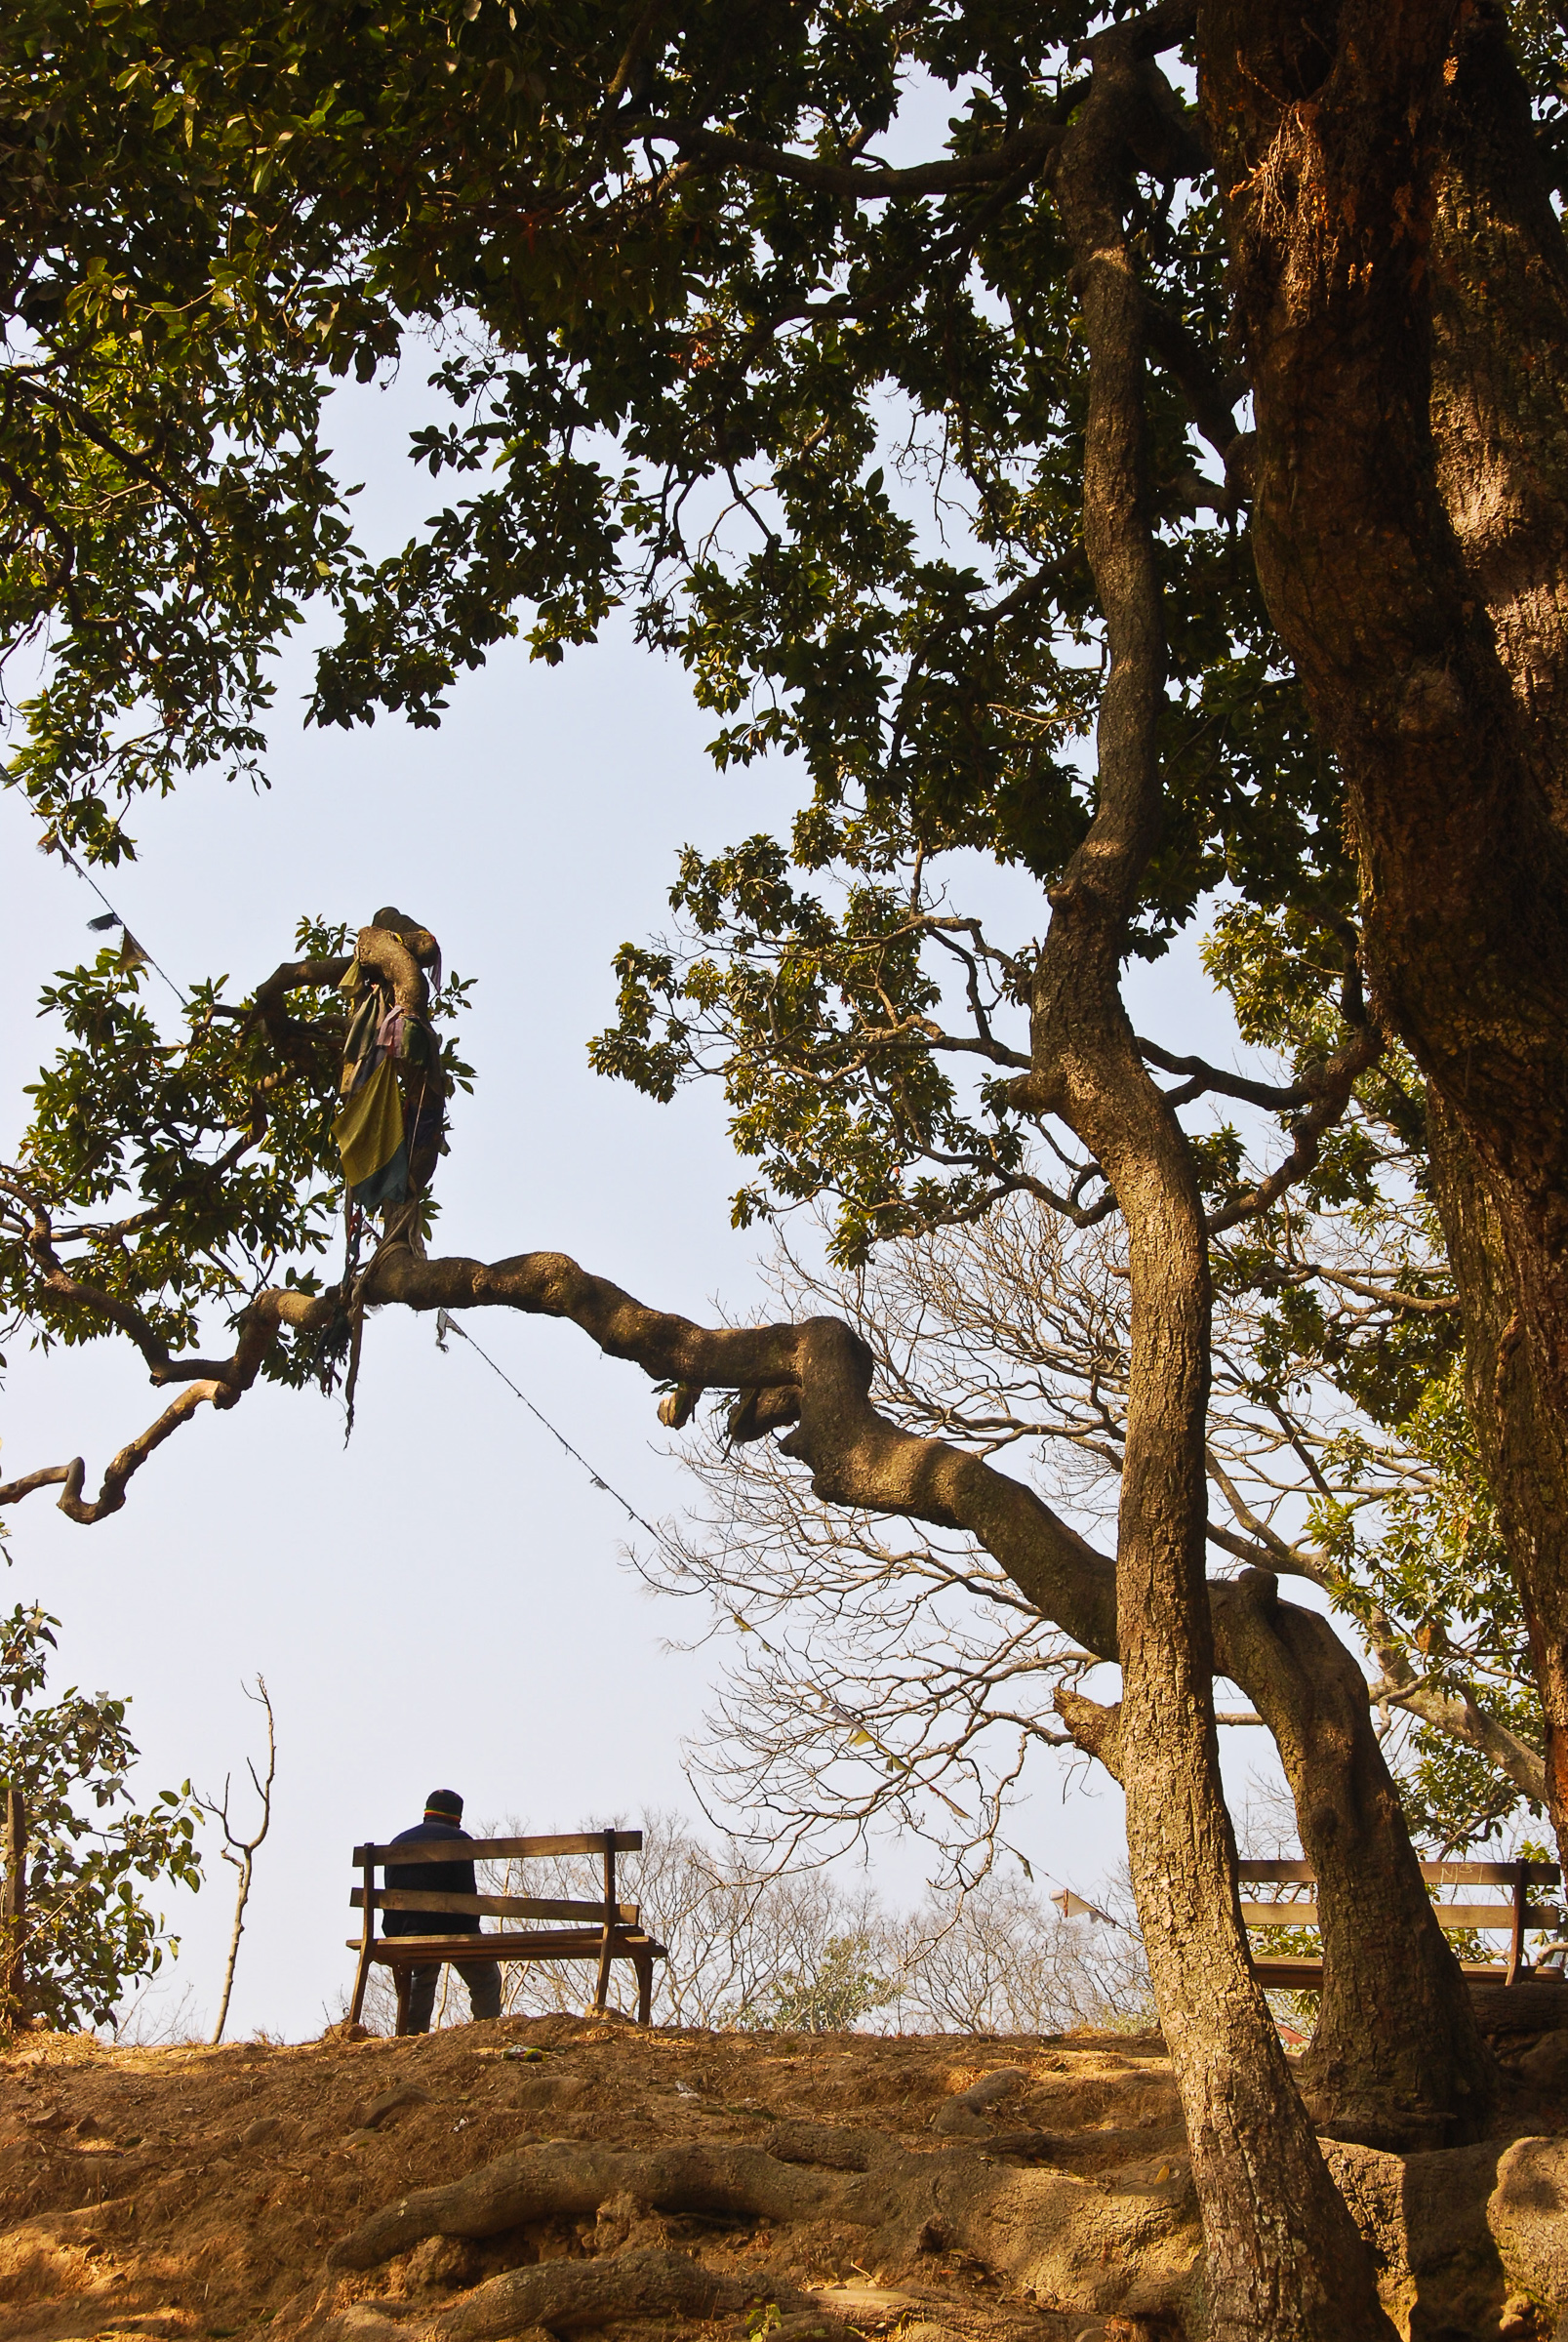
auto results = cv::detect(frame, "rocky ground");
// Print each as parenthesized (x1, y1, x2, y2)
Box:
(0, 2006, 1564, 2342)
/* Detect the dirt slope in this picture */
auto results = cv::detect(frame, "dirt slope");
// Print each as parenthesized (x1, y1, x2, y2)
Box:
(0, 2011, 1563, 2342)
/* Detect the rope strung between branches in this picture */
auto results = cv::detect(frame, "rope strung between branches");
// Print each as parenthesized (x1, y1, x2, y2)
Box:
(434, 1307, 673, 1550)
(42, 841, 187, 1005)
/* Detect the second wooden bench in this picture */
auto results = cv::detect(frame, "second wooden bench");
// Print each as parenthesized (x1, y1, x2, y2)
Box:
(1240, 1856, 1564, 1993)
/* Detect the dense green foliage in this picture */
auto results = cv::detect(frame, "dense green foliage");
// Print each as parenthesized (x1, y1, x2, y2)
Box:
(0, 921, 473, 1389)
(0, 1604, 202, 2033)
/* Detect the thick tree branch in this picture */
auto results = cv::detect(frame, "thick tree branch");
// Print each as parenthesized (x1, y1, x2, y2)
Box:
(1374, 1669, 1549, 1811)
(639, 113, 1069, 200)
(1136, 1037, 1310, 1111)
(1209, 1451, 1548, 1812)
(1205, 1017, 1383, 1234)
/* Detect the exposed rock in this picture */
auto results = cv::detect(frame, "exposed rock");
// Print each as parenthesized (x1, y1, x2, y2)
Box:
(931, 2067, 1028, 2136)
(1517, 2030, 1568, 2091)
(1324, 2133, 1568, 2338)
(348, 2084, 434, 2133)
(1489, 2137, 1568, 2317)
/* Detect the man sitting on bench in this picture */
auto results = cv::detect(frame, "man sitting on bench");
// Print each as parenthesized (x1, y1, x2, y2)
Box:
(385, 1789, 503, 2032)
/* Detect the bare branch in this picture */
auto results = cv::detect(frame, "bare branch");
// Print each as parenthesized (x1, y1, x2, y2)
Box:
(201, 1676, 276, 2043)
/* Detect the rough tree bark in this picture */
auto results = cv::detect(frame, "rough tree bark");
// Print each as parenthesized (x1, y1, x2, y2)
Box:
(1199, 0, 1568, 1853)
(1423, 9, 1568, 1863)
(323, 2126, 1211, 2335)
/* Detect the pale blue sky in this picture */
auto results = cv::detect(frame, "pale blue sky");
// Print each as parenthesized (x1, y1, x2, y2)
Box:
(2, 360, 1267, 2040)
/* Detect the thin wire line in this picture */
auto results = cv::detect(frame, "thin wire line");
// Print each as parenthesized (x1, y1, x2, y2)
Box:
(46, 844, 187, 1006)
(435, 1308, 672, 1549)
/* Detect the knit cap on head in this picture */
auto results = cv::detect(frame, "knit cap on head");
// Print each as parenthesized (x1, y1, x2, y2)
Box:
(424, 1789, 463, 1821)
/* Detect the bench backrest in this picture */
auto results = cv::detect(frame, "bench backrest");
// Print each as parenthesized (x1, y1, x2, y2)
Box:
(1237, 1857, 1562, 1935)
(349, 1829, 644, 1937)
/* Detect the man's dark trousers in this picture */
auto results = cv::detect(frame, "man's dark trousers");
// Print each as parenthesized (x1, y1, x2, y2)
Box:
(405, 1957, 503, 2033)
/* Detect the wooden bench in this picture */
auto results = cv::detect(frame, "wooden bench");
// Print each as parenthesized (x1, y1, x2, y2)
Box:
(346, 1829, 667, 2034)
(1240, 1857, 1565, 1993)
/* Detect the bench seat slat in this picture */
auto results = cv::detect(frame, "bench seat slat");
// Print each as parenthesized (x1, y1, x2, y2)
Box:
(1251, 1955, 1513, 1991)
(1237, 1858, 1561, 1887)
(1241, 1900, 1560, 1931)
(344, 1931, 665, 1960)
(352, 1832, 642, 1866)
(351, 1889, 640, 1923)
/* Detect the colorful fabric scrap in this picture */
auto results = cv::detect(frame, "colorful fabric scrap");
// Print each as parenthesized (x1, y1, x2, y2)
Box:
(332, 921, 444, 1214)
(333, 1056, 409, 1209)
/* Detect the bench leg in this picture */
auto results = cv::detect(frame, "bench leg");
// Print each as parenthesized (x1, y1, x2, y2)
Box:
(635, 1950, 653, 2029)
(348, 1940, 375, 2029)
(394, 1966, 413, 2038)
(593, 1930, 615, 2016)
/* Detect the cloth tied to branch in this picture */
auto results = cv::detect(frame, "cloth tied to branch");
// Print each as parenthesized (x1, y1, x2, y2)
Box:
(332, 923, 443, 1214)
(334, 1059, 409, 1209)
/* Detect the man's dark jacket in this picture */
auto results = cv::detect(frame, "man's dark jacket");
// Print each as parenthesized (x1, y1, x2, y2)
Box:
(382, 1819, 481, 1938)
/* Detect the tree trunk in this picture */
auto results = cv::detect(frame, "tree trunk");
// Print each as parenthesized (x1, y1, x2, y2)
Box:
(1, 1783, 27, 2030)
(1422, 13, 1568, 1863)
(1212, 1574, 1497, 2148)
(1199, 0, 1568, 1853)
(1427, 1093, 1566, 1863)
(212, 1847, 252, 2046)
(1023, 23, 1397, 2330)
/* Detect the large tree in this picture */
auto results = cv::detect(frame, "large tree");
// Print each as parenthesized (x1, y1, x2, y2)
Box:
(5, 3, 1568, 2334)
